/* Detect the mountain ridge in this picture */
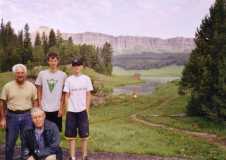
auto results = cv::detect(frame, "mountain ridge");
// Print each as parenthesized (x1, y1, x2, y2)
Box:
(32, 26, 195, 55)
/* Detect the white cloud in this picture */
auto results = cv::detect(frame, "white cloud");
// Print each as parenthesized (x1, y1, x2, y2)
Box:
(0, 0, 215, 38)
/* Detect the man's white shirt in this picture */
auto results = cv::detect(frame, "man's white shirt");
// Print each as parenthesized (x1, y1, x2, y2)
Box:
(35, 70, 67, 112)
(63, 74, 93, 113)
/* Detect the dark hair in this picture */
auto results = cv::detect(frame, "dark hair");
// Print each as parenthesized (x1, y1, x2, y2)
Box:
(47, 52, 59, 60)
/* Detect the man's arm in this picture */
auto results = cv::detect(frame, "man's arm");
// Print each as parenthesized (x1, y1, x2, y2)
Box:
(62, 78, 69, 116)
(58, 74, 68, 117)
(64, 92, 69, 109)
(36, 85, 42, 107)
(58, 92, 66, 117)
(86, 91, 92, 112)
(0, 100, 6, 128)
(86, 77, 93, 113)
(32, 99, 39, 108)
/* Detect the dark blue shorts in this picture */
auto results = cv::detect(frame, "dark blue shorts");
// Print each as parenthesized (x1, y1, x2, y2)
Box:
(65, 110, 89, 139)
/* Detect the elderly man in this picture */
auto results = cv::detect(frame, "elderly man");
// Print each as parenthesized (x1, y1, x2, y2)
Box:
(21, 107, 62, 160)
(0, 64, 38, 160)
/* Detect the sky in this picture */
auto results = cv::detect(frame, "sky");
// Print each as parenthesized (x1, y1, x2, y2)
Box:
(0, 0, 215, 38)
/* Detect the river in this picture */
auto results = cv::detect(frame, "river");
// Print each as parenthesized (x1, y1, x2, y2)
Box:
(113, 76, 180, 95)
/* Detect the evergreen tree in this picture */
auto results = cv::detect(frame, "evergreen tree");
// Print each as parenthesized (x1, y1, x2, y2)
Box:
(179, 0, 226, 120)
(17, 30, 23, 46)
(34, 32, 41, 46)
(56, 30, 63, 47)
(80, 44, 97, 68)
(33, 32, 44, 65)
(42, 32, 49, 56)
(68, 36, 73, 44)
(0, 48, 3, 71)
(48, 29, 56, 48)
(0, 19, 5, 70)
(101, 42, 113, 75)
(2, 21, 18, 70)
(33, 46, 45, 66)
(15, 30, 24, 63)
(0, 18, 4, 49)
(94, 46, 105, 73)
(23, 23, 32, 64)
(59, 39, 79, 64)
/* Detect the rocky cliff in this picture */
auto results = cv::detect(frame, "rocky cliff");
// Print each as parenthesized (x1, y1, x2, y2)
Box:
(33, 27, 195, 55)
(63, 32, 195, 54)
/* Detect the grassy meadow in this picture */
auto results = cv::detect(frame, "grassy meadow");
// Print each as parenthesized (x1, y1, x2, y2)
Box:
(85, 81, 226, 160)
(113, 65, 184, 77)
(1, 66, 226, 160)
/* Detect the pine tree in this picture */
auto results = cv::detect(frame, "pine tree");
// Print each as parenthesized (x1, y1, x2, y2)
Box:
(94, 46, 105, 73)
(17, 30, 23, 46)
(180, 0, 226, 120)
(42, 32, 49, 56)
(56, 30, 63, 47)
(0, 19, 4, 71)
(33, 32, 44, 65)
(33, 45, 45, 66)
(0, 18, 4, 49)
(4, 21, 18, 70)
(34, 32, 41, 46)
(80, 44, 97, 68)
(23, 23, 33, 64)
(68, 36, 73, 44)
(16, 30, 24, 63)
(101, 42, 113, 75)
(48, 29, 56, 48)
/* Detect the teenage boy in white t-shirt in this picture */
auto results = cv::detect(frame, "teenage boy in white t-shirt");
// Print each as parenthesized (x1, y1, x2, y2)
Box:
(64, 58, 93, 160)
(35, 52, 67, 131)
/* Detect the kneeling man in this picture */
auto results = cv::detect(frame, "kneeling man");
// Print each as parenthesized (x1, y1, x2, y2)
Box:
(21, 107, 62, 160)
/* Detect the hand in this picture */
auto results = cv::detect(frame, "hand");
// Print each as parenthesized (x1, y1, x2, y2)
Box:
(58, 106, 64, 117)
(0, 118, 6, 129)
(58, 110, 63, 117)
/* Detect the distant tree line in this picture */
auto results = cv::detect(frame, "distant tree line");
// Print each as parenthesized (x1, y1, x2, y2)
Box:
(0, 19, 113, 75)
(113, 52, 189, 70)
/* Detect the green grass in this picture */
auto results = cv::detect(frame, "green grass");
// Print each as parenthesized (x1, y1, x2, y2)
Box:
(0, 72, 14, 90)
(89, 94, 226, 160)
(113, 65, 183, 77)
(2, 68, 226, 159)
(136, 81, 226, 136)
(1, 92, 226, 159)
(90, 120, 226, 160)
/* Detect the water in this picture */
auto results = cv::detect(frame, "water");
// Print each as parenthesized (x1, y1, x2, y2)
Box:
(113, 76, 180, 95)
